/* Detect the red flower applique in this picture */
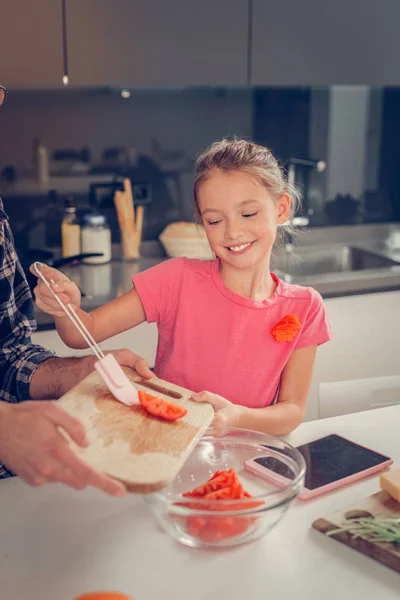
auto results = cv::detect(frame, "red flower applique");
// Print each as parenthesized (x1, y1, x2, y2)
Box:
(271, 313, 302, 343)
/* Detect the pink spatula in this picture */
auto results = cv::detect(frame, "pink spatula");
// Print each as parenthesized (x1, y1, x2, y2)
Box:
(33, 261, 139, 406)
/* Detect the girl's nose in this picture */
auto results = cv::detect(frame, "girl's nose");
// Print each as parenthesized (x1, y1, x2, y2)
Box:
(225, 219, 245, 239)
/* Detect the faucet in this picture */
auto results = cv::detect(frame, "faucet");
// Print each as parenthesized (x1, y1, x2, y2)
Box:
(287, 157, 326, 227)
(287, 157, 326, 190)
(283, 157, 327, 246)
(281, 215, 311, 254)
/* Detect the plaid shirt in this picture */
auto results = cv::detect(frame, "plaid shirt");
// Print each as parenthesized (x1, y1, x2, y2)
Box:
(0, 198, 55, 477)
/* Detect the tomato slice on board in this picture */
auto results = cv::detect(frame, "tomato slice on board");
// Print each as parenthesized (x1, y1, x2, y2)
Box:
(138, 390, 187, 421)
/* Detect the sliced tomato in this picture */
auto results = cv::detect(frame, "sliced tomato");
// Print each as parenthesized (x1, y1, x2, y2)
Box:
(210, 470, 223, 480)
(193, 516, 251, 543)
(185, 516, 208, 536)
(183, 469, 247, 500)
(230, 478, 244, 499)
(138, 390, 187, 421)
(182, 470, 236, 498)
(202, 487, 236, 501)
(181, 468, 262, 542)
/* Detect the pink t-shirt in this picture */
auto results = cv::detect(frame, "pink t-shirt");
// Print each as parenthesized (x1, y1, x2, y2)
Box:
(133, 258, 332, 408)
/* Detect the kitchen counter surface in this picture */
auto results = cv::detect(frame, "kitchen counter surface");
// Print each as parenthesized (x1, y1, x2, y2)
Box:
(1, 404, 399, 600)
(32, 222, 400, 330)
(34, 257, 167, 331)
(35, 253, 400, 331)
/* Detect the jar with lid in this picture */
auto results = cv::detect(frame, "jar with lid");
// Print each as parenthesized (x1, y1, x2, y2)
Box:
(81, 212, 112, 264)
(61, 197, 81, 258)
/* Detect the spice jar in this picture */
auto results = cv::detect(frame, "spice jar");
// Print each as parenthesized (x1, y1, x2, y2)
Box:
(81, 213, 112, 264)
(61, 197, 81, 258)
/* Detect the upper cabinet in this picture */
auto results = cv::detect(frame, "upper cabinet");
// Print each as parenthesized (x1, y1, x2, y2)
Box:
(0, 0, 63, 87)
(251, 0, 400, 85)
(66, 0, 248, 87)
(7, 0, 400, 89)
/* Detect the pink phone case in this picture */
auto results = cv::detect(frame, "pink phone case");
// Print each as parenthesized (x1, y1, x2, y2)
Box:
(244, 435, 393, 501)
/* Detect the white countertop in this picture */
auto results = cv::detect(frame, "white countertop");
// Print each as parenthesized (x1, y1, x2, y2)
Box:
(1, 405, 399, 600)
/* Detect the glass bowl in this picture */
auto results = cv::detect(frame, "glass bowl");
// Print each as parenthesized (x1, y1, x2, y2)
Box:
(144, 429, 306, 549)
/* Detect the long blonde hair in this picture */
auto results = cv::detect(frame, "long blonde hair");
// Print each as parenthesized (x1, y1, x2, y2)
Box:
(193, 137, 302, 242)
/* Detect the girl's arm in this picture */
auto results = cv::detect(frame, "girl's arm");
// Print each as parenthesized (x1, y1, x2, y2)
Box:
(31, 263, 147, 348)
(192, 345, 317, 436)
(55, 288, 147, 348)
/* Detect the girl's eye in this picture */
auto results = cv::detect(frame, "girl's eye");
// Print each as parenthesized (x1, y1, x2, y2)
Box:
(208, 219, 222, 226)
(243, 212, 258, 218)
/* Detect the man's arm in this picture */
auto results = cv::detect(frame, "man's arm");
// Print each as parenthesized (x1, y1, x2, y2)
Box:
(29, 349, 152, 399)
(0, 201, 152, 403)
(0, 201, 58, 402)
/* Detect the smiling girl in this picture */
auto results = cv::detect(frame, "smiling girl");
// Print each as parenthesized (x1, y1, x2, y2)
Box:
(32, 138, 331, 436)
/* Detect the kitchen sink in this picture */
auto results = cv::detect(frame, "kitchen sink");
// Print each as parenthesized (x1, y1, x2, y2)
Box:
(271, 244, 400, 281)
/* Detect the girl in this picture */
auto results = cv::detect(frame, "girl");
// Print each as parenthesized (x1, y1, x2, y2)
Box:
(32, 138, 331, 436)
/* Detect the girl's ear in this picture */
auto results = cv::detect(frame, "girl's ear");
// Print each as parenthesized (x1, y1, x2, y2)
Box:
(277, 194, 291, 224)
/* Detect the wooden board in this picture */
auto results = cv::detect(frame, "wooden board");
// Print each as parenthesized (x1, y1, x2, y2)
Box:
(313, 490, 400, 573)
(58, 368, 214, 494)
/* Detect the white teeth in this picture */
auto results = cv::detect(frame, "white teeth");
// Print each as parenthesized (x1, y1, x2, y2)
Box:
(229, 242, 252, 252)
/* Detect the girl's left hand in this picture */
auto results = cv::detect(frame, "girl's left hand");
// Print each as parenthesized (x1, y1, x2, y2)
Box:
(191, 391, 241, 437)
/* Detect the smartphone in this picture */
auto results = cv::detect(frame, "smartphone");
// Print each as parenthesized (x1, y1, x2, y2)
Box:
(244, 433, 393, 500)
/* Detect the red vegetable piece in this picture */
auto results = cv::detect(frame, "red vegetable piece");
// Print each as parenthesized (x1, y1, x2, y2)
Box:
(138, 390, 187, 421)
(181, 469, 263, 542)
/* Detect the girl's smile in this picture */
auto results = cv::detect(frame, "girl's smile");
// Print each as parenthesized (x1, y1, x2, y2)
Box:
(225, 240, 256, 255)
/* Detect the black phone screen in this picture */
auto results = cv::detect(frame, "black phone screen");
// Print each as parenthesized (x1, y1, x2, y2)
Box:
(254, 434, 390, 490)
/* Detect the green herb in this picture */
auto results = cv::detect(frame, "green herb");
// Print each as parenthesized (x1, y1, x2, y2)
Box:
(327, 515, 400, 545)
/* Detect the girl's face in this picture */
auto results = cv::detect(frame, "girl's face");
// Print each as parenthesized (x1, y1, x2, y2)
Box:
(197, 170, 290, 270)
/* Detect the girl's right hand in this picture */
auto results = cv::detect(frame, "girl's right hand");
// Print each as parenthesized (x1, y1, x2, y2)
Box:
(30, 263, 81, 318)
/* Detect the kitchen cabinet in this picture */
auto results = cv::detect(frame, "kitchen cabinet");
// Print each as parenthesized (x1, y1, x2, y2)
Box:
(32, 322, 158, 368)
(319, 374, 400, 419)
(251, 0, 400, 85)
(66, 0, 248, 86)
(306, 290, 400, 421)
(0, 1, 64, 87)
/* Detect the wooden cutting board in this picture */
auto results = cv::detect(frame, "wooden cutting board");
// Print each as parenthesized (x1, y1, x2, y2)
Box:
(58, 368, 214, 494)
(313, 490, 400, 573)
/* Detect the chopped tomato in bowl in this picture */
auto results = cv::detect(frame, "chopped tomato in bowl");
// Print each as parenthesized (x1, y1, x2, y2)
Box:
(144, 429, 305, 549)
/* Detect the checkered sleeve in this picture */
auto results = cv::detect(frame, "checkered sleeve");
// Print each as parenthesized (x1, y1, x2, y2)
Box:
(0, 200, 55, 404)
(0, 200, 57, 478)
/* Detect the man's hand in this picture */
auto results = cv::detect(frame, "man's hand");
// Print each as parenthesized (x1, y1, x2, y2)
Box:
(0, 401, 126, 496)
(104, 348, 153, 381)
